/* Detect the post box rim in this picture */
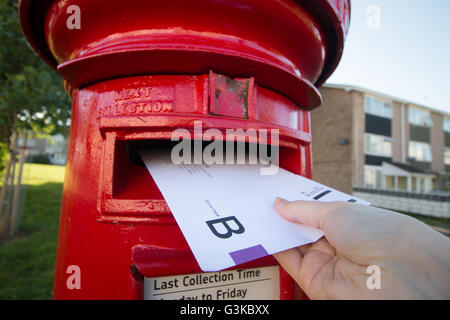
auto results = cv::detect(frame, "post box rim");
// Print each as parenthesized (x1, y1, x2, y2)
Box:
(18, 0, 349, 88)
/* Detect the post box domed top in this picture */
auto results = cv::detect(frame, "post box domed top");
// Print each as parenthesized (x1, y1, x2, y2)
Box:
(18, 0, 350, 109)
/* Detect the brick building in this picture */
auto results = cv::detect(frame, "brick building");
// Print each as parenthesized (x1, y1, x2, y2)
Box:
(311, 84, 450, 196)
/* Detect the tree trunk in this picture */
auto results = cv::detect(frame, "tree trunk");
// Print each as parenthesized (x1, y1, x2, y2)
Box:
(10, 131, 28, 236)
(0, 131, 18, 237)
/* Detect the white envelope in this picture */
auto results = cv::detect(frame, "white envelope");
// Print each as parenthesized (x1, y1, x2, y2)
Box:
(140, 149, 370, 272)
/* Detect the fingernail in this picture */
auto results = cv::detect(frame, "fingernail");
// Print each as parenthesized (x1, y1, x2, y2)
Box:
(274, 197, 288, 206)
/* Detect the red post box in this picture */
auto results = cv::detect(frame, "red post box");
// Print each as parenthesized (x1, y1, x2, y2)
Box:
(19, 0, 350, 299)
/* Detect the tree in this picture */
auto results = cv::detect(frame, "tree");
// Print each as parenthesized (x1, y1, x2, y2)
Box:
(0, 0, 71, 237)
(0, 0, 71, 150)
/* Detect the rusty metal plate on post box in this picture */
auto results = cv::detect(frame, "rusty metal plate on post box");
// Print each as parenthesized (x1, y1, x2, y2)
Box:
(209, 71, 252, 119)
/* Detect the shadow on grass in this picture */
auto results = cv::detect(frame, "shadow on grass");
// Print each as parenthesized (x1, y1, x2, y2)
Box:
(0, 182, 63, 300)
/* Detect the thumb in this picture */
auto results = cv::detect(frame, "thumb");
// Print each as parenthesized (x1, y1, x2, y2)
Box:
(274, 197, 339, 231)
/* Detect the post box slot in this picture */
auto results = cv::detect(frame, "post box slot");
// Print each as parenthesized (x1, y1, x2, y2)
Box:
(112, 139, 176, 200)
(100, 136, 305, 220)
(114, 139, 301, 197)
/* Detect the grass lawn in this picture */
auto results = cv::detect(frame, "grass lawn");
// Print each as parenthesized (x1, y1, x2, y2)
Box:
(0, 164, 65, 299)
(401, 212, 449, 227)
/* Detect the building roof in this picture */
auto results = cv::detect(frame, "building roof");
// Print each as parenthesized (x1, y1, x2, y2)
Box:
(322, 83, 450, 117)
(385, 161, 428, 174)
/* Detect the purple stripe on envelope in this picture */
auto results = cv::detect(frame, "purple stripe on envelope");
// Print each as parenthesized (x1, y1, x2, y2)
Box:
(229, 244, 269, 265)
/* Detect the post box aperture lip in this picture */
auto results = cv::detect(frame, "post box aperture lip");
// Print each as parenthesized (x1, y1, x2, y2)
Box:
(100, 136, 305, 222)
(18, 0, 350, 110)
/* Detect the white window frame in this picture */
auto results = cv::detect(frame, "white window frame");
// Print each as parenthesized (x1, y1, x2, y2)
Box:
(364, 133, 393, 157)
(408, 141, 432, 162)
(365, 96, 392, 119)
(364, 166, 382, 189)
(408, 106, 433, 127)
(444, 116, 450, 132)
(444, 147, 450, 166)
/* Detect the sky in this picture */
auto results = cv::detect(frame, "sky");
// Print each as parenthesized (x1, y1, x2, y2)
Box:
(326, 0, 450, 114)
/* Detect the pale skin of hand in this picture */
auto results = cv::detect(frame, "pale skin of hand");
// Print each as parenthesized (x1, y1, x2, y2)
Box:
(272, 198, 450, 300)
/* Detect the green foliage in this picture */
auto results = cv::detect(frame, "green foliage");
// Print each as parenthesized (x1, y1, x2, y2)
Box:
(0, 141, 8, 173)
(0, 0, 38, 78)
(27, 154, 52, 165)
(0, 0, 71, 147)
(1, 63, 72, 137)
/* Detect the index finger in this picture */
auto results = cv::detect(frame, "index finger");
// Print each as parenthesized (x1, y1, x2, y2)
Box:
(274, 198, 347, 231)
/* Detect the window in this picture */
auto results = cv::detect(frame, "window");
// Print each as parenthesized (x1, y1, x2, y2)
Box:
(364, 167, 382, 188)
(444, 117, 450, 132)
(385, 176, 395, 190)
(365, 96, 392, 118)
(398, 177, 407, 190)
(445, 147, 450, 165)
(419, 178, 426, 192)
(364, 133, 392, 157)
(408, 141, 432, 162)
(411, 177, 417, 191)
(408, 107, 432, 126)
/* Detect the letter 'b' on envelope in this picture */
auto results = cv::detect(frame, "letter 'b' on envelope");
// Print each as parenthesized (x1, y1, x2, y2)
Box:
(140, 149, 370, 272)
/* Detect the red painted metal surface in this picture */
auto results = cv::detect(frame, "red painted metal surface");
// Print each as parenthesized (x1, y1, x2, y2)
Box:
(18, 0, 350, 300)
(19, 0, 350, 109)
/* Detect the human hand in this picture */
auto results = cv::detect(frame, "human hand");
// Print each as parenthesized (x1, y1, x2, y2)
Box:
(273, 198, 450, 299)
